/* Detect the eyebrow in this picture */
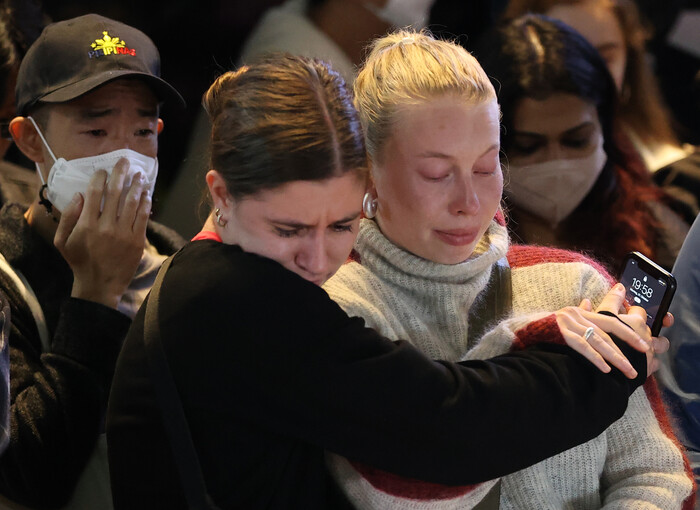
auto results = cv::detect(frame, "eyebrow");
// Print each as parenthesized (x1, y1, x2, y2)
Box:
(596, 42, 622, 52)
(514, 122, 595, 138)
(76, 106, 158, 120)
(562, 121, 596, 136)
(78, 108, 116, 120)
(417, 144, 500, 160)
(269, 211, 362, 229)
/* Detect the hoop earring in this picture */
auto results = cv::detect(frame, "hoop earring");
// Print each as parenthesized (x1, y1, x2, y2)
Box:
(215, 207, 227, 227)
(362, 192, 378, 219)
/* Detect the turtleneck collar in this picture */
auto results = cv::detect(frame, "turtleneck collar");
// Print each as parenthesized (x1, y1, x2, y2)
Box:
(353, 218, 509, 288)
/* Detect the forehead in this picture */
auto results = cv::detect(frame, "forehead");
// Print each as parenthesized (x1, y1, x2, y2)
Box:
(389, 96, 500, 156)
(244, 172, 365, 218)
(546, 1, 624, 49)
(46, 78, 159, 123)
(513, 94, 599, 134)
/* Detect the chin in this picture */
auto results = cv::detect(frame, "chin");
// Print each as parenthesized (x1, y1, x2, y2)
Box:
(437, 245, 479, 265)
(418, 248, 473, 265)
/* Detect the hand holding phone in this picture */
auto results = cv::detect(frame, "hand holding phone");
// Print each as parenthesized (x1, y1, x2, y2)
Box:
(618, 251, 676, 336)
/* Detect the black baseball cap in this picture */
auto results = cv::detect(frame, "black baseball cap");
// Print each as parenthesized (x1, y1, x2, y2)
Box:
(16, 13, 185, 115)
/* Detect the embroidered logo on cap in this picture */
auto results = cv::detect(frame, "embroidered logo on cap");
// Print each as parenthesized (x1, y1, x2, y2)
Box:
(88, 31, 136, 59)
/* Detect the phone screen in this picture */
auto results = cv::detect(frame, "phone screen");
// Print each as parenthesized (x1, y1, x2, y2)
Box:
(619, 257, 668, 330)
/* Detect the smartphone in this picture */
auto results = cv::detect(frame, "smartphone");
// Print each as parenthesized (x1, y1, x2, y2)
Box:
(618, 251, 676, 336)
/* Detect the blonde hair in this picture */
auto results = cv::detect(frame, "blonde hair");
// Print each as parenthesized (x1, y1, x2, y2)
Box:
(354, 30, 497, 163)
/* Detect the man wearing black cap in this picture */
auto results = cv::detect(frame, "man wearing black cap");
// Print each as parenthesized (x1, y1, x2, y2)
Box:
(0, 13, 184, 509)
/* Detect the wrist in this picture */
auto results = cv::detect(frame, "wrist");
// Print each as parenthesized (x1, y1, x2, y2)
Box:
(71, 282, 121, 309)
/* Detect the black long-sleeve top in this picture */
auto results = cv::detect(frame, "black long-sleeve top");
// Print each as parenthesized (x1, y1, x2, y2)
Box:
(106, 239, 647, 510)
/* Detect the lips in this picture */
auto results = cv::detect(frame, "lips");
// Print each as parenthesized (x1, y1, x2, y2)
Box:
(434, 228, 479, 246)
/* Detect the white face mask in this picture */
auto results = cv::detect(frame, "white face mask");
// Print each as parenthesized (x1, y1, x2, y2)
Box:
(506, 139, 607, 226)
(364, 0, 436, 28)
(27, 116, 158, 213)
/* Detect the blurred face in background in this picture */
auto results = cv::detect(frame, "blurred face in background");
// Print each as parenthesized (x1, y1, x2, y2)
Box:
(546, 0, 627, 91)
(508, 93, 603, 164)
(360, 0, 437, 27)
(371, 95, 503, 264)
(505, 93, 607, 225)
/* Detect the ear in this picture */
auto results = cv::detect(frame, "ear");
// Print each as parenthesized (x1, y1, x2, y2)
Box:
(157, 118, 164, 134)
(366, 160, 379, 198)
(9, 117, 45, 163)
(205, 169, 233, 210)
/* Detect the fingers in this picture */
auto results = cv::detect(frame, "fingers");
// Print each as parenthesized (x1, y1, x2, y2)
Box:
(646, 336, 670, 376)
(54, 193, 84, 252)
(652, 335, 670, 355)
(557, 308, 637, 378)
(626, 305, 647, 321)
(82, 169, 108, 221)
(578, 298, 593, 312)
(131, 191, 152, 236)
(595, 283, 626, 315)
(101, 158, 129, 220)
(615, 310, 652, 347)
(118, 172, 145, 228)
(662, 312, 674, 329)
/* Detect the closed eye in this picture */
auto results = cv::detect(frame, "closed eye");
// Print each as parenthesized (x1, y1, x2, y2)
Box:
(474, 166, 498, 175)
(275, 227, 300, 238)
(562, 137, 592, 149)
(509, 142, 541, 156)
(331, 223, 353, 233)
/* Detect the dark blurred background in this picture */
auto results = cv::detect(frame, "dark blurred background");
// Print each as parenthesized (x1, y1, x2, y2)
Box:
(36, 0, 700, 223)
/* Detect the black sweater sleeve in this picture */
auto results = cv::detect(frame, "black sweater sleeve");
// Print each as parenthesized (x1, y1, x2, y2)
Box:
(0, 298, 129, 507)
(163, 242, 646, 486)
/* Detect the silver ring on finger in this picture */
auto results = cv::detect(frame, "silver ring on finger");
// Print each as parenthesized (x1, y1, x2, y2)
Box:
(583, 326, 595, 341)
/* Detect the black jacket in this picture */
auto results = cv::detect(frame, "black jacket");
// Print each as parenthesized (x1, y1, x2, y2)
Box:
(0, 203, 184, 507)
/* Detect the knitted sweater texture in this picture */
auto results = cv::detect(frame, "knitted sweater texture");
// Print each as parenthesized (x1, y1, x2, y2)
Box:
(323, 219, 693, 509)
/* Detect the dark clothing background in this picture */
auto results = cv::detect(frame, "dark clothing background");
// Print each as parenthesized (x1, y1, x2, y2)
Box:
(0, 203, 183, 507)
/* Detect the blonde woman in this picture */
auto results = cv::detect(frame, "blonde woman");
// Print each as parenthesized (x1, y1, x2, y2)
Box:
(323, 30, 693, 509)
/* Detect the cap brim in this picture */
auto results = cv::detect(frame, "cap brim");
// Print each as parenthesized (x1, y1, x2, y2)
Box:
(37, 70, 186, 109)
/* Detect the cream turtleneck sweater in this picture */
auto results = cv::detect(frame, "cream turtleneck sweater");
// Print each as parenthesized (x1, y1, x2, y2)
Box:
(323, 219, 693, 509)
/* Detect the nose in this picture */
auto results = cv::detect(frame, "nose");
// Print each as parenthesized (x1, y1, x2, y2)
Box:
(543, 143, 565, 162)
(108, 129, 133, 152)
(295, 232, 330, 280)
(448, 174, 479, 216)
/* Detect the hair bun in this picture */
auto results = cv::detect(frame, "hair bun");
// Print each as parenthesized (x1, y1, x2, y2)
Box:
(202, 67, 248, 122)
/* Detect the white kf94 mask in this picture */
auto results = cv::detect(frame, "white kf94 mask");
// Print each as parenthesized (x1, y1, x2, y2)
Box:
(27, 116, 159, 213)
(505, 140, 607, 226)
(364, 0, 436, 28)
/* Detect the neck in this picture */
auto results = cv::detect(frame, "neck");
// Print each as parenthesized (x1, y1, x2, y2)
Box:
(203, 211, 231, 243)
(511, 208, 560, 247)
(309, 0, 391, 66)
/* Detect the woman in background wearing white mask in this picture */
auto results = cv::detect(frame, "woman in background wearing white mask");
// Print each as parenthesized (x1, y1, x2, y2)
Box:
(322, 28, 692, 509)
(477, 14, 689, 272)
